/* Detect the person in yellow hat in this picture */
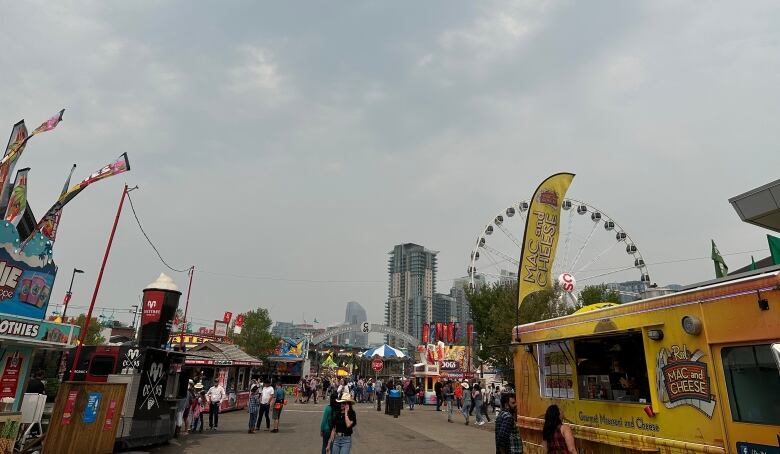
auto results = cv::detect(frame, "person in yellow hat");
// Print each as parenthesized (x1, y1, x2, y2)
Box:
(326, 393, 357, 454)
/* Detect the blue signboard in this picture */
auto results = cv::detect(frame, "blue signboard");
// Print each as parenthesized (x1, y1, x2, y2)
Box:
(83, 392, 101, 423)
(737, 442, 779, 454)
(0, 232, 57, 320)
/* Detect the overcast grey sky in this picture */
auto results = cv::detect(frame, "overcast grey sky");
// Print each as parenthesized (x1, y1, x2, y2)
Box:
(2, 1, 779, 331)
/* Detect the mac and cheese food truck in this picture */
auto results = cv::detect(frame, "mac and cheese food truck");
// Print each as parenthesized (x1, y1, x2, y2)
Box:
(513, 269, 780, 453)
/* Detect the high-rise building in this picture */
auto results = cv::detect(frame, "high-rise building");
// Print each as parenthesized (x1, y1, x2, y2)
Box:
(386, 243, 438, 348)
(499, 269, 518, 285)
(449, 275, 486, 333)
(433, 292, 455, 323)
(338, 301, 368, 348)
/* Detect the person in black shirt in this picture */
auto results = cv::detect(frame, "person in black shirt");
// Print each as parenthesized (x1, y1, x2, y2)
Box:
(326, 393, 357, 454)
(26, 370, 46, 395)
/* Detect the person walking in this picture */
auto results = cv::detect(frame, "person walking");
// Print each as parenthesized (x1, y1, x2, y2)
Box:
(495, 393, 522, 454)
(434, 379, 443, 411)
(461, 382, 472, 425)
(191, 384, 206, 433)
(206, 381, 226, 430)
(271, 381, 286, 433)
(454, 380, 463, 409)
(248, 384, 260, 433)
(404, 379, 417, 411)
(481, 385, 492, 423)
(444, 381, 455, 423)
(321, 393, 338, 454)
(326, 392, 357, 454)
(473, 384, 485, 425)
(542, 404, 577, 454)
(257, 381, 274, 431)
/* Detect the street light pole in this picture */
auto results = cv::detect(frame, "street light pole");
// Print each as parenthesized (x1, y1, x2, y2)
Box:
(60, 268, 84, 321)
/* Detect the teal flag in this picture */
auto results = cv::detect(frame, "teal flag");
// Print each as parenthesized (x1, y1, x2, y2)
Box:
(769, 235, 780, 265)
(750, 256, 757, 271)
(711, 240, 728, 278)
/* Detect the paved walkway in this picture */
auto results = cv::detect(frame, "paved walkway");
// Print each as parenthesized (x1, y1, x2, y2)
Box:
(135, 401, 496, 453)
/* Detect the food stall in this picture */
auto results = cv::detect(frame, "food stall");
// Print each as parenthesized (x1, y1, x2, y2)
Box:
(183, 342, 262, 412)
(0, 215, 81, 451)
(413, 342, 472, 404)
(266, 337, 309, 385)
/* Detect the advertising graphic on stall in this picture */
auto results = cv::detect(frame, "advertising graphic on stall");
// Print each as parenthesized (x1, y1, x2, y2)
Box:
(0, 245, 57, 320)
(655, 344, 716, 417)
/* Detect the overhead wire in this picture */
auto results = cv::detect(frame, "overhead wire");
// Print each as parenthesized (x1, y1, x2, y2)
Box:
(125, 190, 192, 274)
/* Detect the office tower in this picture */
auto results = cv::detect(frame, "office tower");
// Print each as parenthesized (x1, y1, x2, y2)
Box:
(386, 243, 437, 348)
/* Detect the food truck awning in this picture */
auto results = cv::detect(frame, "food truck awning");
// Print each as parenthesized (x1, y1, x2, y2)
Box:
(0, 314, 79, 349)
(729, 178, 780, 233)
(185, 341, 262, 367)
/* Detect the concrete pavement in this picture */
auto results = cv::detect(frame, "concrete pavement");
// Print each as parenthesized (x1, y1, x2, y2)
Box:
(132, 401, 496, 453)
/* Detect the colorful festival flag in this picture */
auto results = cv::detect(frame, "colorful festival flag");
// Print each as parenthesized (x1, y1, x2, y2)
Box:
(750, 256, 757, 271)
(421, 323, 429, 344)
(517, 173, 575, 309)
(0, 120, 29, 207)
(25, 153, 130, 244)
(4, 120, 27, 158)
(4, 168, 29, 226)
(711, 239, 728, 278)
(768, 235, 780, 266)
(0, 110, 64, 213)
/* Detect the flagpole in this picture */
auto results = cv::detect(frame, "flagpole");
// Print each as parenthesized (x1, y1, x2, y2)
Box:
(69, 184, 129, 381)
(179, 266, 195, 350)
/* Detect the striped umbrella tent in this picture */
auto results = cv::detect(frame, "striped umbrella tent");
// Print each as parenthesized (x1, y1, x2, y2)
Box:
(364, 344, 406, 359)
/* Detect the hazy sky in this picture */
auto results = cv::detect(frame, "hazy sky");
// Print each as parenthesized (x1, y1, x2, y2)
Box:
(2, 1, 779, 331)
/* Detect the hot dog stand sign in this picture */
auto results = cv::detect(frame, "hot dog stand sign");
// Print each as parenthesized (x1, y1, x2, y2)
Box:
(655, 344, 716, 417)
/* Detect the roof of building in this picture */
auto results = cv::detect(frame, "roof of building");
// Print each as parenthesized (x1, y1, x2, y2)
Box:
(185, 341, 262, 366)
(729, 179, 780, 233)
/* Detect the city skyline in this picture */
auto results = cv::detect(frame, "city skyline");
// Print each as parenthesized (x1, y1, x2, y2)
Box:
(4, 2, 777, 330)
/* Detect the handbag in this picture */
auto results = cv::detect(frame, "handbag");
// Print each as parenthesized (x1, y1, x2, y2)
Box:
(274, 402, 282, 410)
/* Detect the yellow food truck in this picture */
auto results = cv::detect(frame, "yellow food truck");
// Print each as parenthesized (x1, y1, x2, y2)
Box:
(513, 269, 780, 453)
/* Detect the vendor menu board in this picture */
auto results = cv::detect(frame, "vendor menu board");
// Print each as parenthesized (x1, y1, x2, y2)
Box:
(539, 342, 574, 399)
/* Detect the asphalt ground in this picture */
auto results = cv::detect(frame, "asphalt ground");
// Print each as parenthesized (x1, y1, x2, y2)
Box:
(130, 400, 497, 453)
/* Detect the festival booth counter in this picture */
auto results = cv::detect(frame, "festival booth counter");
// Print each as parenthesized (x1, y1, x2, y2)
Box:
(266, 337, 309, 385)
(413, 343, 473, 405)
(183, 342, 262, 412)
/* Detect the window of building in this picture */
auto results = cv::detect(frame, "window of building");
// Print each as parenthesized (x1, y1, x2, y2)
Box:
(573, 332, 651, 403)
(538, 342, 574, 398)
(722, 344, 780, 425)
(88, 356, 115, 376)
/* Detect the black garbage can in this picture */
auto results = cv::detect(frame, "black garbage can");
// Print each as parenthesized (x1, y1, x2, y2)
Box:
(387, 392, 402, 418)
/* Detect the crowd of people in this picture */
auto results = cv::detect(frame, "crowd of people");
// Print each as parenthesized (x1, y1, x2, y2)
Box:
(176, 373, 577, 454)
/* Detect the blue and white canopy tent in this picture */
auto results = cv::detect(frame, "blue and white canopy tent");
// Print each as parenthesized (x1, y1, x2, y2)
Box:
(364, 344, 406, 359)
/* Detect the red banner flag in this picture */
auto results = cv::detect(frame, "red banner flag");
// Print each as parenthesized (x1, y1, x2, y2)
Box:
(447, 322, 454, 343)
(421, 323, 429, 344)
(235, 314, 245, 327)
(223, 311, 233, 324)
(435, 322, 443, 342)
(467, 322, 473, 346)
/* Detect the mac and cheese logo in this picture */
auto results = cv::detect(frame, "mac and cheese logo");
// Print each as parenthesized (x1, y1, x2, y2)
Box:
(655, 345, 716, 417)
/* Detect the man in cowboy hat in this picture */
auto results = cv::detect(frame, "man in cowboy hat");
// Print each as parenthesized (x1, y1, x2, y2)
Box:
(326, 392, 357, 454)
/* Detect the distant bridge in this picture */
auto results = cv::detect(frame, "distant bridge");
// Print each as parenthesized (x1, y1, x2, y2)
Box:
(311, 323, 420, 347)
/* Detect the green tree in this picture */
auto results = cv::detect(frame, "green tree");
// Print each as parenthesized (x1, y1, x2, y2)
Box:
(466, 282, 574, 379)
(232, 308, 278, 361)
(577, 284, 621, 306)
(73, 314, 106, 345)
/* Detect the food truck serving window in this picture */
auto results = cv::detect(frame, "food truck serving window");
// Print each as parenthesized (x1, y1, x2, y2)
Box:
(721, 344, 780, 425)
(573, 332, 651, 403)
(89, 356, 116, 376)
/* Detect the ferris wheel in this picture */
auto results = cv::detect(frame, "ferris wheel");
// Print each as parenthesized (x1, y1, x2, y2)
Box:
(467, 198, 650, 306)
